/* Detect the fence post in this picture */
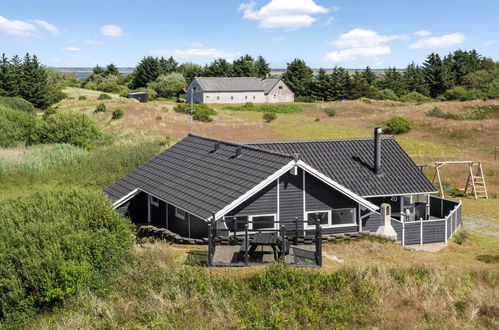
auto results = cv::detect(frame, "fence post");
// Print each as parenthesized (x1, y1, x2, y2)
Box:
(295, 217, 299, 245)
(420, 220, 423, 246)
(281, 224, 286, 260)
(315, 219, 322, 267)
(233, 217, 237, 245)
(244, 224, 249, 266)
(444, 215, 448, 244)
(402, 218, 405, 247)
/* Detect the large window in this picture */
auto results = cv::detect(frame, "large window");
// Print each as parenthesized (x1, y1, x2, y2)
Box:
(306, 208, 356, 228)
(225, 216, 248, 232)
(249, 214, 277, 230)
(331, 208, 356, 225)
(306, 211, 330, 228)
(150, 196, 159, 207)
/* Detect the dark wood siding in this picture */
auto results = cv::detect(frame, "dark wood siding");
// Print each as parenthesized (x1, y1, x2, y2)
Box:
(151, 200, 167, 228)
(305, 173, 357, 211)
(404, 222, 421, 245)
(127, 192, 148, 223)
(361, 212, 382, 232)
(307, 225, 358, 235)
(227, 180, 277, 217)
(422, 220, 446, 243)
(368, 196, 401, 214)
(279, 170, 303, 224)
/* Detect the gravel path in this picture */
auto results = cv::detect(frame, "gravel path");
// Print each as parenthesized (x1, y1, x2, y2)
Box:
(462, 216, 499, 237)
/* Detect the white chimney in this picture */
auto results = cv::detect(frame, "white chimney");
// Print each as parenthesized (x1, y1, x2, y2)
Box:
(375, 203, 397, 241)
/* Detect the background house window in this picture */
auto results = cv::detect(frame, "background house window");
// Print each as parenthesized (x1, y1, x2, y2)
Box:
(279, 86, 283, 89)
(331, 208, 356, 225)
(231, 96, 234, 100)
(253, 95, 255, 99)
(249, 215, 276, 230)
(206, 95, 209, 98)
(217, 96, 220, 100)
(245, 95, 248, 100)
(306, 211, 330, 228)
(225, 216, 248, 232)
(175, 207, 186, 220)
(150, 196, 159, 207)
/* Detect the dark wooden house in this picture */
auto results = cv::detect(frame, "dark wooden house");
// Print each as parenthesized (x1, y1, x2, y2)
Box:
(106, 129, 462, 247)
(127, 91, 148, 103)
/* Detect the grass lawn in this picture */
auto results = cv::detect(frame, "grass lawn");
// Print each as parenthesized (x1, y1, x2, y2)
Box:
(2, 88, 498, 329)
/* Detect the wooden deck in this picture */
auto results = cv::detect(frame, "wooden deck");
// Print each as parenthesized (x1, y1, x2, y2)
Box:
(211, 244, 316, 266)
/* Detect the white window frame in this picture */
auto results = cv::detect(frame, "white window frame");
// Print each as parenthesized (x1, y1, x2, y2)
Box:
(150, 196, 159, 207)
(248, 214, 277, 231)
(305, 210, 331, 229)
(175, 207, 186, 221)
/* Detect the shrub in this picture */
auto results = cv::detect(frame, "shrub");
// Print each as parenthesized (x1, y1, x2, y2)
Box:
(0, 189, 134, 323)
(454, 231, 470, 245)
(174, 103, 217, 122)
(476, 255, 499, 264)
(0, 105, 36, 147)
(0, 97, 36, 114)
(295, 95, 318, 103)
(78, 95, 87, 100)
(136, 87, 157, 100)
(111, 108, 124, 120)
(360, 97, 373, 104)
(400, 92, 432, 104)
(147, 73, 186, 98)
(97, 93, 112, 100)
(263, 112, 277, 122)
(464, 105, 499, 120)
(383, 116, 411, 134)
(29, 112, 101, 149)
(94, 103, 107, 113)
(314, 118, 320, 122)
(443, 86, 484, 101)
(426, 106, 460, 120)
(324, 108, 337, 117)
(375, 89, 399, 101)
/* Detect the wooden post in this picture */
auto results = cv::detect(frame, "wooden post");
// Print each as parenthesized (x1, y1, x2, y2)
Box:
(233, 217, 237, 245)
(244, 224, 249, 266)
(315, 218, 322, 267)
(402, 218, 405, 247)
(281, 224, 286, 260)
(420, 220, 423, 246)
(444, 215, 448, 244)
(294, 217, 299, 245)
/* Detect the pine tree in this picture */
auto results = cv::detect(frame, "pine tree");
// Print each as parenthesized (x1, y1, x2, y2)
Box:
(361, 66, 377, 86)
(423, 53, 451, 97)
(177, 62, 205, 84)
(205, 58, 233, 77)
(282, 59, 313, 97)
(404, 62, 429, 95)
(255, 55, 271, 78)
(329, 67, 352, 100)
(92, 65, 105, 75)
(20, 54, 51, 108)
(232, 55, 257, 77)
(130, 56, 162, 89)
(380, 67, 406, 96)
(105, 63, 120, 76)
(159, 56, 178, 75)
(350, 72, 372, 99)
(312, 68, 330, 100)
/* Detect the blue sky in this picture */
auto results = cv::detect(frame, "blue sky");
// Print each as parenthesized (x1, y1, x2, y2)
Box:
(1, 0, 498, 68)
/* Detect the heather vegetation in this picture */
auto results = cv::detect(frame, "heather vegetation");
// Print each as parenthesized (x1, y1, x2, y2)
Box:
(224, 102, 304, 113)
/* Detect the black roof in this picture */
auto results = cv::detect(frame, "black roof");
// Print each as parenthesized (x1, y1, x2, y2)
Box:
(105, 134, 293, 219)
(247, 137, 436, 197)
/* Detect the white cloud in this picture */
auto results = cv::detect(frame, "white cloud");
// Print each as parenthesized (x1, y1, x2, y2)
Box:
(238, 0, 330, 30)
(100, 24, 124, 37)
(413, 30, 431, 37)
(85, 39, 104, 45)
(484, 40, 497, 46)
(325, 28, 407, 63)
(409, 33, 465, 49)
(33, 20, 60, 35)
(322, 16, 334, 26)
(270, 36, 284, 42)
(0, 16, 37, 36)
(61, 46, 81, 51)
(185, 41, 204, 48)
(150, 48, 240, 60)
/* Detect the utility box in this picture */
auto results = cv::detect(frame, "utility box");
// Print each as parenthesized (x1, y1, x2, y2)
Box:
(127, 91, 148, 103)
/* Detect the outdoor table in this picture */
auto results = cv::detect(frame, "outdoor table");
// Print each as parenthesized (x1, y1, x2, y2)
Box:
(248, 232, 280, 260)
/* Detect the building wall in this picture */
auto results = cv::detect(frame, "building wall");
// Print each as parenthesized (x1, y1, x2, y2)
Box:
(265, 80, 294, 103)
(201, 91, 266, 104)
(186, 80, 204, 103)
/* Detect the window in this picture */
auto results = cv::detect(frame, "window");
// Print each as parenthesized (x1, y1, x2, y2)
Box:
(150, 196, 159, 207)
(175, 207, 186, 220)
(206, 95, 209, 99)
(306, 211, 330, 229)
(249, 214, 276, 230)
(217, 96, 220, 100)
(279, 86, 283, 89)
(253, 95, 255, 100)
(306, 208, 356, 228)
(331, 208, 356, 226)
(231, 96, 234, 100)
(225, 216, 248, 232)
(245, 95, 248, 100)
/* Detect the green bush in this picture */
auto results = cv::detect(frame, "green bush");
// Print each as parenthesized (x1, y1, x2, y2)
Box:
(224, 103, 303, 113)
(94, 103, 107, 113)
(360, 97, 373, 104)
(324, 108, 337, 117)
(426, 106, 460, 120)
(97, 93, 112, 100)
(0, 105, 36, 147)
(78, 95, 87, 100)
(111, 108, 124, 120)
(0, 97, 36, 114)
(295, 95, 318, 103)
(443, 86, 484, 101)
(136, 87, 157, 100)
(375, 89, 399, 101)
(464, 105, 499, 120)
(476, 255, 499, 264)
(147, 73, 186, 98)
(263, 112, 277, 122)
(400, 92, 432, 104)
(29, 112, 101, 149)
(0, 189, 134, 324)
(174, 103, 217, 122)
(383, 116, 411, 134)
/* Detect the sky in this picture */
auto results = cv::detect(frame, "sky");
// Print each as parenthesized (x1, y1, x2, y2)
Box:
(1, 0, 498, 68)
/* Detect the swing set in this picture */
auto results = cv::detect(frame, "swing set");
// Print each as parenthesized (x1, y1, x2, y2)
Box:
(431, 161, 488, 199)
